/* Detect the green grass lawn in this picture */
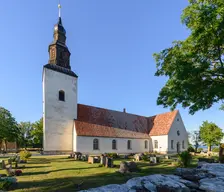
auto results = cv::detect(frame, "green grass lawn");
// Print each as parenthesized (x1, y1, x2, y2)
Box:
(0, 155, 198, 192)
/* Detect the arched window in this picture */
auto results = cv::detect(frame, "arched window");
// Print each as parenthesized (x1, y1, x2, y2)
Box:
(127, 140, 131, 150)
(93, 138, 99, 150)
(112, 139, 117, 150)
(182, 140, 185, 149)
(154, 140, 158, 149)
(59, 90, 65, 101)
(145, 140, 148, 149)
(177, 130, 180, 136)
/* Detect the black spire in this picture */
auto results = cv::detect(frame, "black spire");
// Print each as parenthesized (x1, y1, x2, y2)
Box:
(47, 3, 71, 69)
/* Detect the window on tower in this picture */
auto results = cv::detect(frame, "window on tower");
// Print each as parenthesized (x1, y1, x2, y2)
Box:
(59, 90, 65, 101)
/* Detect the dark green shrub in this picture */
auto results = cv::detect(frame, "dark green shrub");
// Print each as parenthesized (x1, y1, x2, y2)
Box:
(212, 147, 219, 152)
(197, 148, 203, 152)
(10, 156, 17, 162)
(106, 153, 118, 158)
(19, 150, 32, 160)
(187, 146, 195, 152)
(0, 180, 13, 190)
(178, 151, 192, 167)
(142, 154, 148, 161)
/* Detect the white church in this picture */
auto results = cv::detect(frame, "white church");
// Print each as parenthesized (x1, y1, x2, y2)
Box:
(42, 8, 188, 155)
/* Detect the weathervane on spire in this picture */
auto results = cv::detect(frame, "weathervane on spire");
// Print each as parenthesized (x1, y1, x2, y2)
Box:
(58, 1, 62, 18)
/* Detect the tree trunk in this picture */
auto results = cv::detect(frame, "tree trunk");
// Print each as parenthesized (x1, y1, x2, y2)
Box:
(5, 140, 7, 153)
(208, 145, 211, 152)
(195, 146, 198, 153)
(207, 144, 212, 157)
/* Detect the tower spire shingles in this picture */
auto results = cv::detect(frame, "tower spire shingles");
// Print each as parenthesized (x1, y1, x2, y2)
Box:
(47, 1, 71, 70)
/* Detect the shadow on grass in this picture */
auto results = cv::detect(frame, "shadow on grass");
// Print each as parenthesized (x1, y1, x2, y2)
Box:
(16, 172, 132, 192)
(15, 164, 178, 192)
(29, 158, 51, 164)
(21, 167, 98, 176)
(22, 166, 51, 169)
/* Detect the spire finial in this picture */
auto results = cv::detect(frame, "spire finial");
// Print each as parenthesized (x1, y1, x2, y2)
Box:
(58, 2, 61, 18)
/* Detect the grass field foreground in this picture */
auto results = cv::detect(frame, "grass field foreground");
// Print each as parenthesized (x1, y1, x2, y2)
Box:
(0, 155, 199, 192)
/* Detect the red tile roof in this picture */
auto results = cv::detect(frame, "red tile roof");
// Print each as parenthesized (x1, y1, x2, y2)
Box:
(148, 110, 178, 136)
(74, 120, 150, 139)
(75, 104, 178, 138)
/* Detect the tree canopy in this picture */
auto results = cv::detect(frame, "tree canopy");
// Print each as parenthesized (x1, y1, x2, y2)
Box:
(153, 0, 224, 114)
(18, 121, 33, 148)
(199, 120, 223, 151)
(31, 118, 43, 148)
(0, 107, 20, 151)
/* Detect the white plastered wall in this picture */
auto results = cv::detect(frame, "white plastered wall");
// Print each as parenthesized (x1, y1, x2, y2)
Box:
(150, 135, 168, 153)
(75, 136, 152, 154)
(167, 111, 188, 153)
(43, 68, 77, 152)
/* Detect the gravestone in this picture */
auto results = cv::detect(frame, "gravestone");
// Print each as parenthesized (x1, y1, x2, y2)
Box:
(88, 156, 94, 164)
(69, 153, 74, 158)
(165, 155, 170, 159)
(134, 154, 140, 162)
(219, 143, 224, 163)
(105, 157, 113, 168)
(15, 156, 20, 163)
(150, 156, 159, 163)
(81, 155, 88, 161)
(5, 164, 15, 176)
(100, 155, 106, 166)
(88, 156, 100, 164)
(0, 160, 6, 169)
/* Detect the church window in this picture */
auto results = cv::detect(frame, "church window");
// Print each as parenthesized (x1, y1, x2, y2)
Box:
(145, 140, 148, 149)
(177, 130, 180, 136)
(127, 140, 131, 150)
(59, 90, 65, 101)
(93, 138, 99, 150)
(182, 140, 185, 149)
(112, 139, 117, 150)
(154, 140, 158, 149)
(171, 140, 174, 149)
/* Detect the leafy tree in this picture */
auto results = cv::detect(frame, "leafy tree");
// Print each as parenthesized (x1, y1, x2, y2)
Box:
(199, 121, 223, 152)
(153, 0, 224, 114)
(18, 121, 33, 148)
(0, 107, 20, 152)
(31, 118, 43, 148)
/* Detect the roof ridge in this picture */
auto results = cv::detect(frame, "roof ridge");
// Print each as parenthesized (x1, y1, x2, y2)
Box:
(77, 103, 148, 118)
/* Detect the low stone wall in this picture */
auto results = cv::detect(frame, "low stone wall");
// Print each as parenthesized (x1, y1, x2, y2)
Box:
(80, 163, 224, 192)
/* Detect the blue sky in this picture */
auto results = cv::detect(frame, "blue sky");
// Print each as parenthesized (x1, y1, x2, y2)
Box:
(0, 0, 223, 132)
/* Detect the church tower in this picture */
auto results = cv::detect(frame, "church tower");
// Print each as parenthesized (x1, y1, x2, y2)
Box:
(43, 4, 78, 154)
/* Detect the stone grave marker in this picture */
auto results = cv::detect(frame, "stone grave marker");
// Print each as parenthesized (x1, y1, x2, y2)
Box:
(15, 156, 20, 163)
(150, 156, 159, 164)
(105, 157, 113, 168)
(81, 155, 88, 161)
(88, 156, 100, 164)
(0, 160, 6, 169)
(134, 154, 140, 162)
(100, 155, 106, 166)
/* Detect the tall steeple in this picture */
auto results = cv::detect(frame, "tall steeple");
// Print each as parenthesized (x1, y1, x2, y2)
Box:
(48, 3, 71, 69)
